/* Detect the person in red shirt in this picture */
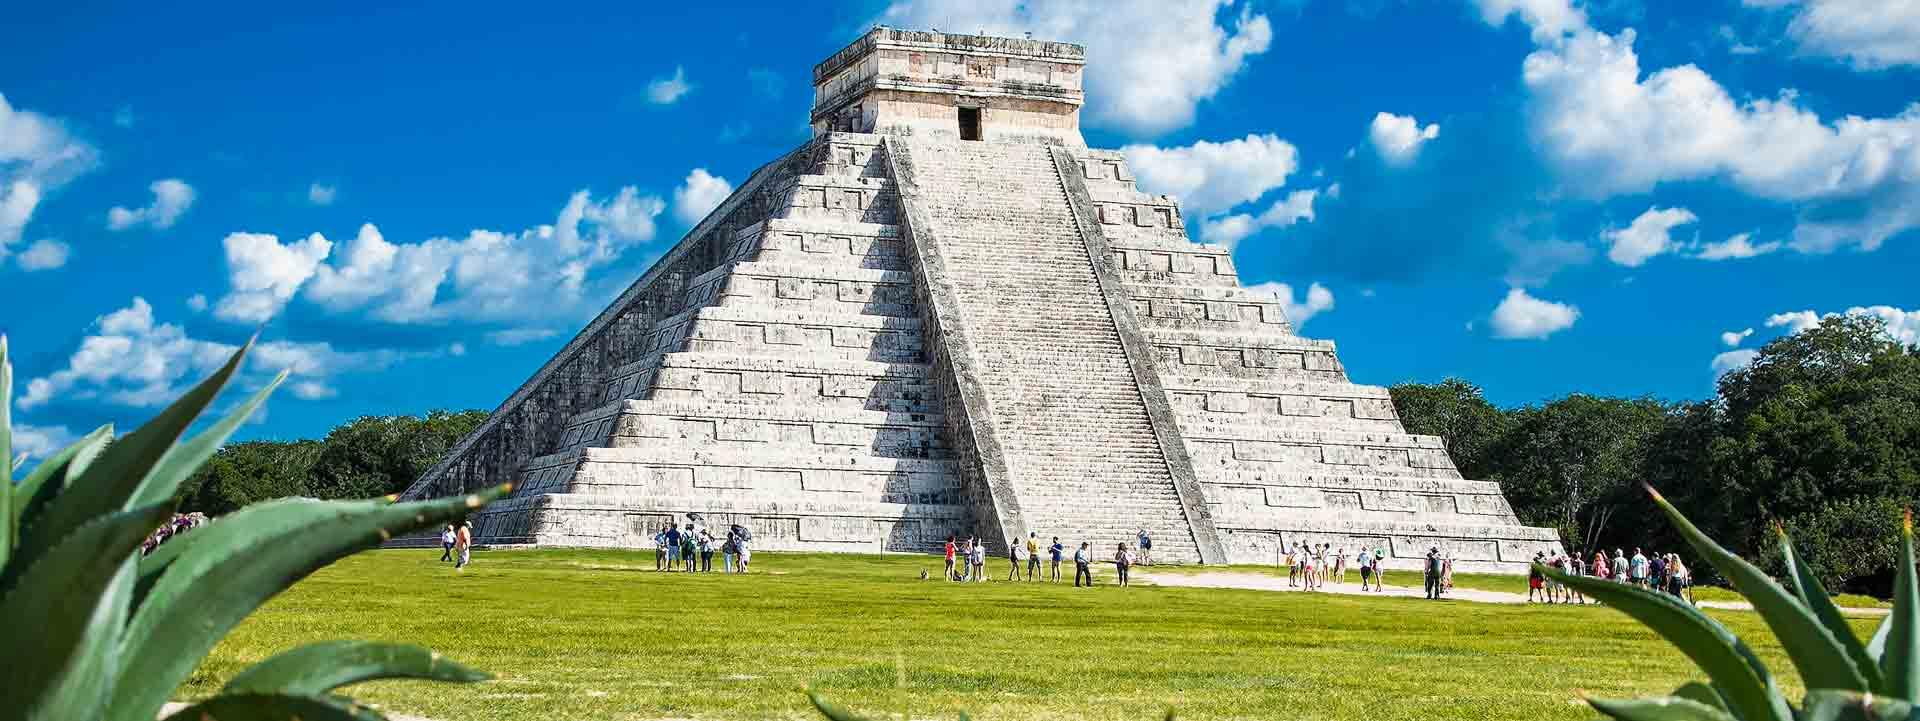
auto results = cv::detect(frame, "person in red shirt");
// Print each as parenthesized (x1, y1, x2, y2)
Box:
(943, 535, 958, 581)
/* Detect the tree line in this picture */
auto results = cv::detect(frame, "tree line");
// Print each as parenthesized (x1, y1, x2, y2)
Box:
(178, 409, 488, 516)
(1390, 313, 1919, 595)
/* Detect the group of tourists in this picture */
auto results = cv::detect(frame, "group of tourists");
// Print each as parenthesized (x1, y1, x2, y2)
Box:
(940, 529, 1158, 588)
(1527, 547, 1692, 603)
(653, 519, 754, 573)
(141, 512, 210, 556)
(438, 521, 473, 569)
(1282, 543, 1401, 593)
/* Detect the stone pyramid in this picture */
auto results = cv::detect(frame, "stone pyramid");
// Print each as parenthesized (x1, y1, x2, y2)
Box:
(400, 28, 1561, 571)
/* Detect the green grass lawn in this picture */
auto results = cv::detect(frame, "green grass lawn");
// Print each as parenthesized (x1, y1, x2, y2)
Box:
(191, 548, 1876, 721)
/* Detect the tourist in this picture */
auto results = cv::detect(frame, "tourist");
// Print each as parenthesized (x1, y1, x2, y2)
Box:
(1008, 540, 1026, 582)
(1527, 551, 1546, 602)
(1025, 532, 1041, 581)
(1073, 542, 1093, 587)
(1567, 550, 1587, 604)
(1648, 550, 1668, 592)
(439, 524, 456, 562)
(1333, 547, 1349, 584)
(1440, 551, 1455, 596)
(682, 524, 698, 572)
(698, 527, 715, 572)
(1591, 549, 1611, 581)
(1302, 545, 1319, 591)
(1357, 547, 1375, 591)
(969, 538, 987, 582)
(1137, 529, 1153, 566)
(737, 534, 752, 573)
(1048, 536, 1064, 582)
(1114, 542, 1134, 587)
(666, 524, 683, 567)
(454, 520, 473, 570)
(1630, 547, 1649, 588)
(944, 535, 959, 581)
(1611, 548, 1629, 582)
(722, 529, 740, 573)
(1285, 543, 1300, 588)
(1423, 547, 1442, 600)
(1666, 553, 1690, 599)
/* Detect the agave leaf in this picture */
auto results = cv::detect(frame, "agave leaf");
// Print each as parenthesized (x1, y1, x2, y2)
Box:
(128, 370, 286, 510)
(2, 335, 12, 566)
(108, 485, 510, 721)
(14, 339, 251, 574)
(158, 693, 388, 721)
(1887, 512, 1920, 700)
(1801, 689, 1920, 721)
(34, 558, 137, 721)
(1781, 523, 1886, 692)
(10, 424, 113, 541)
(0, 503, 174, 716)
(131, 527, 204, 612)
(1587, 695, 1738, 721)
(1541, 563, 1794, 721)
(808, 691, 880, 721)
(1672, 682, 1728, 712)
(1643, 486, 1870, 691)
(222, 640, 490, 695)
(1873, 615, 1894, 664)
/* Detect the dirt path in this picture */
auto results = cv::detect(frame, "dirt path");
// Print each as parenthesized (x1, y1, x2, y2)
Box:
(1138, 569, 1890, 616)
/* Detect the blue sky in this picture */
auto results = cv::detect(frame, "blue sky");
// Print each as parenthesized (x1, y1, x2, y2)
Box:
(2, 0, 1916, 456)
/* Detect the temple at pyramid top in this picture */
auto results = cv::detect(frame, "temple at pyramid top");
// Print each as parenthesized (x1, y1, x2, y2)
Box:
(812, 27, 1087, 145)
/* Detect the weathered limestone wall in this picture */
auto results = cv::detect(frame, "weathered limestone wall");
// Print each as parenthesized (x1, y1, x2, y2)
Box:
(812, 27, 1085, 146)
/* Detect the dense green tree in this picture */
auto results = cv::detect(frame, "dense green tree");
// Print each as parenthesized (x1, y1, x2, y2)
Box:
(1388, 378, 1511, 479)
(178, 409, 486, 513)
(176, 439, 322, 515)
(1490, 394, 1671, 554)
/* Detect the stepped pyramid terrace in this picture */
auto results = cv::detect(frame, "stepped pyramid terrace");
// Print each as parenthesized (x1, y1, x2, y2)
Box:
(398, 27, 1562, 572)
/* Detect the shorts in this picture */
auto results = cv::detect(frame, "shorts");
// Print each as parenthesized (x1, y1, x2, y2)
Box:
(1529, 577, 1543, 589)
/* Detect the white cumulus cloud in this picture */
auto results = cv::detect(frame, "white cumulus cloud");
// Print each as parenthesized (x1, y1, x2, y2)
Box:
(16, 238, 68, 271)
(1123, 133, 1300, 216)
(0, 94, 98, 267)
(1243, 280, 1335, 328)
(107, 178, 195, 231)
(1603, 206, 1697, 267)
(1712, 349, 1761, 375)
(1369, 112, 1441, 165)
(1746, 0, 1920, 70)
(1478, 0, 1920, 254)
(213, 187, 664, 329)
(1201, 189, 1318, 248)
(1490, 287, 1580, 339)
(1767, 305, 1920, 344)
(647, 67, 693, 105)
(1721, 327, 1755, 347)
(880, 0, 1272, 137)
(672, 168, 733, 226)
(1696, 232, 1784, 260)
(1766, 309, 1823, 333)
(17, 297, 409, 410)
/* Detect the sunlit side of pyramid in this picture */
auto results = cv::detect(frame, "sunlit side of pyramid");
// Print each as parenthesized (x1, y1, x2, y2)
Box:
(400, 28, 1561, 571)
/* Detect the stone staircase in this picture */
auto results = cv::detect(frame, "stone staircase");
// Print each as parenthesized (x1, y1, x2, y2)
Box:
(466, 134, 971, 552)
(887, 138, 1220, 563)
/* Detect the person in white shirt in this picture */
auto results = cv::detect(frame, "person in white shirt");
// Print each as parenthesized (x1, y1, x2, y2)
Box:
(1073, 542, 1093, 587)
(968, 539, 987, 582)
(439, 524, 456, 562)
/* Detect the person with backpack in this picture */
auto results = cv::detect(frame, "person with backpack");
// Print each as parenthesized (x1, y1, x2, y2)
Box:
(1073, 541, 1093, 587)
(1048, 536, 1064, 582)
(681, 524, 698, 572)
(722, 529, 740, 573)
(1527, 551, 1547, 602)
(1114, 542, 1135, 587)
(1423, 547, 1443, 599)
(1136, 529, 1153, 566)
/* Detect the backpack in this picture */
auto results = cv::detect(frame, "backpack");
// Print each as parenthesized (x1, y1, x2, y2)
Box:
(731, 524, 752, 542)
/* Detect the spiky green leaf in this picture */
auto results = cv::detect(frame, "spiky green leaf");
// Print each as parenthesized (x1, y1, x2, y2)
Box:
(223, 640, 490, 695)
(1643, 486, 1870, 691)
(158, 693, 388, 721)
(1587, 695, 1738, 721)
(1541, 563, 1794, 721)
(1802, 689, 1920, 721)
(0, 503, 174, 717)
(129, 370, 286, 510)
(807, 691, 880, 721)
(1672, 682, 1728, 712)
(14, 339, 251, 574)
(1887, 512, 1920, 699)
(10, 424, 112, 542)
(108, 485, 510, 721)
(1873, 615, 1894, 665)
(1781, 523, 1886, 692)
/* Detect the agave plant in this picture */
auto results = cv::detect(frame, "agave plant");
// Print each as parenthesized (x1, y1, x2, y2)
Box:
(0, 336, 509, 721)
(1539, 485, 1909, 721)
